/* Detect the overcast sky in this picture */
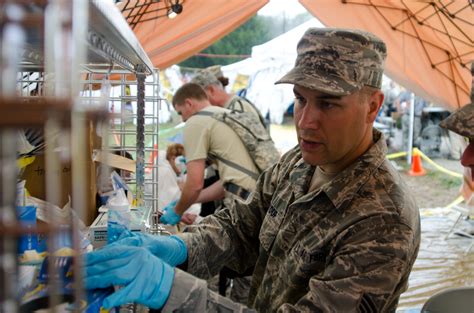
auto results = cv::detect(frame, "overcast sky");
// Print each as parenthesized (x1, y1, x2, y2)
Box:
(258, 0, 307, 17)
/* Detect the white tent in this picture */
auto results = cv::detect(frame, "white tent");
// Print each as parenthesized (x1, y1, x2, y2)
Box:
(222, 18, 324, 124)
(220, 57, 262, 91)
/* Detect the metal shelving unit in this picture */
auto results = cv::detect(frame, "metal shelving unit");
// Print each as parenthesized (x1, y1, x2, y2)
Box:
(0, 0, 159, 311)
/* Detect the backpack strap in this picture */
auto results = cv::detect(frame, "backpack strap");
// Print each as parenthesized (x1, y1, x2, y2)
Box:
(210, 154, 259, 180)
(235, 97, 269, 131)
(228, 97, 245, 112)
(194, 111, 259, 180)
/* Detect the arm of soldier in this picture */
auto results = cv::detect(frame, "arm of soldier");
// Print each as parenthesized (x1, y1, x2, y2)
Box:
(162, 268, 256, 313)
(195, 180, 225, 203)
(174, 159, 206, 216)
(278, 216, 418, 312)
(178, 160, 281, 279)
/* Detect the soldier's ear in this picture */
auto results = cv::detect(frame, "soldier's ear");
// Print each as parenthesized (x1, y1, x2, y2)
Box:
(366, 90, 384, 123)
(184, 98, 193, 107)
(204, 85, 213, 95)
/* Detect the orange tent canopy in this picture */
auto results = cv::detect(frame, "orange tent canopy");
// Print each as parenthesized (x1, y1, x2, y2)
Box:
(119, 0, 269, 70)
(299, 0, 473, 110)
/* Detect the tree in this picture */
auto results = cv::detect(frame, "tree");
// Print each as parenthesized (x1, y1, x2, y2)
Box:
(179, 15, 272, 69)
(179, 12, 311, 70)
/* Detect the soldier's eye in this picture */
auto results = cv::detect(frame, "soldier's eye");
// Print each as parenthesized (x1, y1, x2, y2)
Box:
(295, 96, 306, 105)
(319, 101, 335, 110)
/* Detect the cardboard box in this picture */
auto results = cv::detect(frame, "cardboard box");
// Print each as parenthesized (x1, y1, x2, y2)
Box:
(19, 153, 72, 208)
(19, 119, 101, 226)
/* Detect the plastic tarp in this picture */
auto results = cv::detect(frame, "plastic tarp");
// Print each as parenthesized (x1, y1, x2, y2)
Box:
(299, 0, 472, 110)
(119, 0, 269, 69)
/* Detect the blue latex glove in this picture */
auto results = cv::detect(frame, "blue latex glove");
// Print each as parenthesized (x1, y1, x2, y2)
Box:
(84, 245, 174, 309)
(114, 232, 187, 266)
(160, 199, 181, 225)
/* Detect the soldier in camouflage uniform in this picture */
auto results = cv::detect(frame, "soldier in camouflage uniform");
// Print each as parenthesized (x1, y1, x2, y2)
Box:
(440, 103, 474, 141)
(192, 69, 270, 131)
(440, 102, 474, 203)
(85, 28, 421, 312)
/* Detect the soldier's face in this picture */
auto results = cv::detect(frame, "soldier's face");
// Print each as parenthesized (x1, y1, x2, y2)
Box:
(174, 100, 193, 121)
(293, 85, 381, 173)
(461, 139, 474, 180)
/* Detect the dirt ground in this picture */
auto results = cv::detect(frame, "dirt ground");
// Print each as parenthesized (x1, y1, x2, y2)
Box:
(395, 158, 463, 209)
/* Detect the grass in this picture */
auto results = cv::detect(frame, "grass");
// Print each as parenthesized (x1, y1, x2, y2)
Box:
(387, 158, 462, 190)
(426, 171, 462, 189)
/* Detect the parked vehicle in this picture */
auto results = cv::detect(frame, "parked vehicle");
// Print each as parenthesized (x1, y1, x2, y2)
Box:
(417, 107, 451, 158)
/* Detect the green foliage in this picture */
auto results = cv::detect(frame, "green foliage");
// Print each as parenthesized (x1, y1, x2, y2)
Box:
(179, 12, 312, 70)
(427, 171, 462, 189)
(179, 15, 271, 69)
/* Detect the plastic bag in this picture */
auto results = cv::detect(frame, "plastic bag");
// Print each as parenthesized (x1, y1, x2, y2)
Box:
(107, 188, 131, 243)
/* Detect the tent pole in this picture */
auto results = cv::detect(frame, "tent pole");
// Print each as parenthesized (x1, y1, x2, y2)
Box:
(407, 92, 415, 164)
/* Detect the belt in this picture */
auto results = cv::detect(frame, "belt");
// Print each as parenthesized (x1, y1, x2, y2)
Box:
(224, 182, 251, 200)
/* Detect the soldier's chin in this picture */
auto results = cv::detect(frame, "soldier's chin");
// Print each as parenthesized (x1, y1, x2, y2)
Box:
(301, 152, 321, 166)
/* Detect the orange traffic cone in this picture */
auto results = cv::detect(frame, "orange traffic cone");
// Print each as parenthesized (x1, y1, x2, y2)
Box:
(408, 149, 426, 176)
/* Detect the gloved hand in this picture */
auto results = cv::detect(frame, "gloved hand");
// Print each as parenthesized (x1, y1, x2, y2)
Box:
(84, 245, 174, 309)
(115, 231, 187, 267)
(160, 199, 181, 225)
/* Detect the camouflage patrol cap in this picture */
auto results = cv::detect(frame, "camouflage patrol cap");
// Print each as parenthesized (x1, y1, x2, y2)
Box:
(275, 28, 387, 95)
(206, 65, 224, 78)
(439, 102, 474, 138)
(191, 69, 221, 88)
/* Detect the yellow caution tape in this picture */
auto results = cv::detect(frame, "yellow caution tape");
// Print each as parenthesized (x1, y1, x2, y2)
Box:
(445, 195, 465, 208)
(414, 148, 463, 179)
(386, 148, 463, 179)
(386, 151, 407, 159)
(388, 148, 465, 210)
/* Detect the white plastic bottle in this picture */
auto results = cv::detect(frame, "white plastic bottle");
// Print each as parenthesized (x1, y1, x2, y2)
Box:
(107, 188, 131, 243)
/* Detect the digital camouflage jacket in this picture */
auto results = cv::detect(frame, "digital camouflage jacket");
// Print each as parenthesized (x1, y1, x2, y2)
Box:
(164, 130, 421, 313)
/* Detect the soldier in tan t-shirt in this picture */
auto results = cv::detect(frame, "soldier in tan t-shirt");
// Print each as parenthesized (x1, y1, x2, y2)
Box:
(184, 105, 257, 193)
(176, 79, 263, 304)
(160, 83, 258, 227)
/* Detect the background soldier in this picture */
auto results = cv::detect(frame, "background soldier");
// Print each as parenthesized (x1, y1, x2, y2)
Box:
(160, 83, 259, 224)
(161, 83, 264, 303)
(192, 69, 269, 131)
(440, 102, 474, 206)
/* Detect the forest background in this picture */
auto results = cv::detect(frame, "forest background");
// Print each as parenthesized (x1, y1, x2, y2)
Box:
(179, 12, 311, 70)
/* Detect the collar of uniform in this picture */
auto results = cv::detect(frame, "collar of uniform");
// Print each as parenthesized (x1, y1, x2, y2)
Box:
(322, 129, 387, 210)
(289, 154, 316, 199)
(190, 105, 220, 119)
